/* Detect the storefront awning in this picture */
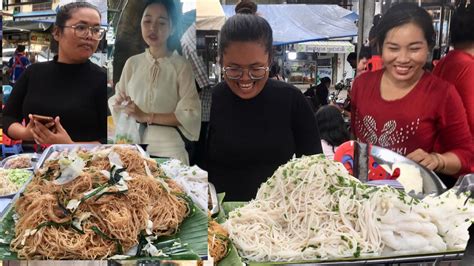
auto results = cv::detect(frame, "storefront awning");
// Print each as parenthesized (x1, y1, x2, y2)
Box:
(197, 0, 225, 31)
(13, 10, 56, 22)
(223, 4, 358, 45)
(296, 41, 355, 54)
(3, 20, 53, 32)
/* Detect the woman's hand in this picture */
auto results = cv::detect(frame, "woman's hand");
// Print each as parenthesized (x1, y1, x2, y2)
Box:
(22, 115, 37, 140)
(112, 91, 130, 112)
(124, 99, 149, 123)
(31, 116, 73, 144)
(406, 148, 442, 171)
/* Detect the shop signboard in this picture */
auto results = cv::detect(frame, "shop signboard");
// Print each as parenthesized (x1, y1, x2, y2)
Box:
(90, 53, 107, 67)
(296, 41, 355, 54)
(317, 68, 332, 80)
(5, 33, 29, 43)
(15, 16, 56, 22)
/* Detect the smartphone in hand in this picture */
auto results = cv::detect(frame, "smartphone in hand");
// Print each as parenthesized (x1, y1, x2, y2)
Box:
(31, 114, 55, 129)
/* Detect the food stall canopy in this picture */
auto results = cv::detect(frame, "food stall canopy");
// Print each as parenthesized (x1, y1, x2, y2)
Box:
(296, 41, 355, 54)
(343, 12, 359, 22)
(13, 10, 56, 22)
(222, 4, 358, 45)
(197, 0, 225, 31)
(3, 20, 53, 33)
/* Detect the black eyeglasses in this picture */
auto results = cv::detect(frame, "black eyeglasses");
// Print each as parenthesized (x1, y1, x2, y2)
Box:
(61, 24, 106, 40)
(222, 66, 269, 80)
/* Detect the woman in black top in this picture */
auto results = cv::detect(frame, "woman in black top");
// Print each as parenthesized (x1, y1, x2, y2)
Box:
(3, 2, 107, 144)
(207, 1, 322, 201)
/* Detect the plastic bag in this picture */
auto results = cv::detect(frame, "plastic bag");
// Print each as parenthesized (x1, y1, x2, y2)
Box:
(114, 111, 140, 144)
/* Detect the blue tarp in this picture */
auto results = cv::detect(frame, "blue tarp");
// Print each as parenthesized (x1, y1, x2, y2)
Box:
(343, 12, 359, 22)
(223, 4, 358, 45)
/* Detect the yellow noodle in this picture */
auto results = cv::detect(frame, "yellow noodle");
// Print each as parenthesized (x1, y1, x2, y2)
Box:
(10, 146, 189, 259)
(208, 214, 229, 263)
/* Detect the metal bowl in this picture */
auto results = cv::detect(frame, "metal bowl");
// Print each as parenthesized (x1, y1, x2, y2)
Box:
(0, 169, 34, 198)
(0, 153, 39, 170)
(370, 145, 447, 195)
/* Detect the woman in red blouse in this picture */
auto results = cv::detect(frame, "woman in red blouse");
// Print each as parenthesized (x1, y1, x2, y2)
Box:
(351, 3, 473, 176)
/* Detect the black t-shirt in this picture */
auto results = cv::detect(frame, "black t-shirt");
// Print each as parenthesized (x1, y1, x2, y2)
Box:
(207, 79, 322, 201)
(3, 58, 107, 143)
(316, 83, 329, 106)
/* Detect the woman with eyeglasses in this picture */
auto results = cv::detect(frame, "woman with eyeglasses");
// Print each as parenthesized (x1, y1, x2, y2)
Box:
(206, 1, 322, 201)
(3, 2, 107, 144)
(108, 0, 201, 165)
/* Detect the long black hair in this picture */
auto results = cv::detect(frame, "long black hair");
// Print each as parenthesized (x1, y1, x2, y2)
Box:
(219, 0, 273, 63)
(316, 105, 350, 149)
(142, 0, 182, 53)
(375, 3, 435, 51)
(450, 1, 474, 45)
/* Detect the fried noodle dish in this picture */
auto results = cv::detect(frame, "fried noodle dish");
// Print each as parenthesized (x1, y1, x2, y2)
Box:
(208, 212, 229, 263)
(10, 146, 191, 259)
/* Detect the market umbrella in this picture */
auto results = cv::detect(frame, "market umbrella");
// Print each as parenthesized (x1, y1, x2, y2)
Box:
(197, 0, 225, 31)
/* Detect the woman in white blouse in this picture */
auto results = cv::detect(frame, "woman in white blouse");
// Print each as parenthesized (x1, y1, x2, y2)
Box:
(108, 0, 201, 164)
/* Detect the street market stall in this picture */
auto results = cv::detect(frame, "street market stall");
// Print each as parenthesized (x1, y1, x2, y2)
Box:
(2, 20, 54, 64)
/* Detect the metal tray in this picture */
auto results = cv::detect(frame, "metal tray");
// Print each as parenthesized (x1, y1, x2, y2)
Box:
(278, 250, 464, 265)
(0, 169, 34, 199)
(0, 173, 32, 219)
(220, 200, 466, 265)
(370, 145, 447, 195)
(0, 153, 40, 170)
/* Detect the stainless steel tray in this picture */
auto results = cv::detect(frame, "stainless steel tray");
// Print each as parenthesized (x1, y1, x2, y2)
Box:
(0, 174, 31, 219)
(370, 145, 447, 195)
(279, 250, 464, 265)
(0, 169, 33, 199)
(0, 153, 40, 170)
